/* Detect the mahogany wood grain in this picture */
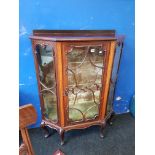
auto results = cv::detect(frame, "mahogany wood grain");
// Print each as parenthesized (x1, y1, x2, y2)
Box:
(19, 104, 37, 129)
(30, 35, 117, 42)
(30, 30, 124, 145)
(19, 104, 37, 155)
(19, 143, 28, 155)
(33, 30, 116, 37)
(55, 42, 65, 127)
(100, 41, 116, 120)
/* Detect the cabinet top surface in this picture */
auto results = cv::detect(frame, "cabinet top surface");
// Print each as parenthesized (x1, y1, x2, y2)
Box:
(30, 30, 124, 42)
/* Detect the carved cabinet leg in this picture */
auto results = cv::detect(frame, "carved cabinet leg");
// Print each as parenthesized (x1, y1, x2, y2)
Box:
(107, 112, 115, 125)
(100, 122, 106, 138)
(59, 129, 65, 145)
(41, 124, 51, 138)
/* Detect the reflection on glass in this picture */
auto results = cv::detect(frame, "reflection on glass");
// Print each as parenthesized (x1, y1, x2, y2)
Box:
(106, 84, 114, 115)
(67, 46, 105, 122)
(106, 44, 122, 116)
(35, 44, 57, 122)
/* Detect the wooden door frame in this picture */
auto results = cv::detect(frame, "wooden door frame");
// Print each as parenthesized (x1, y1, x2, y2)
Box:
(31, 40, 60, 125)
(99, 41, 116, 121)
(61, 41, 115, 126)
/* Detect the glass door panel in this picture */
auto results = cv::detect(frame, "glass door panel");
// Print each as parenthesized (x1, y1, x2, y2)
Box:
(106, 42, 123, 116)
(35, 44, 58, 122)
(65, 44, 106, 123)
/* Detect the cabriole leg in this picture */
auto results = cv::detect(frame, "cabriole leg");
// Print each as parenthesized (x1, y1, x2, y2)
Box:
(107, 112, 115, 125)
(41, 124, 51, 138)
(59, 129, 65, 145)
(100, 122, 106, 138)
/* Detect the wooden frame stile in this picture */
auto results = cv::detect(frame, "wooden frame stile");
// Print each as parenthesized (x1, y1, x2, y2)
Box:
(54, 42, 65, 144)
(61, 41, 68, 127)
(97, 40, 111, 134)
(99, 41, 117, 122)
(55, 42, 64, 127)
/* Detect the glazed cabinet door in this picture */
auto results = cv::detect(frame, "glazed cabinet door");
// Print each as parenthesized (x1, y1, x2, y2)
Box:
(32, 41, 58, 124)
(62, 42, 110, 125)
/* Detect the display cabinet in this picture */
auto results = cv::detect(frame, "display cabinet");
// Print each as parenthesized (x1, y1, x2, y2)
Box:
(30, 30, 124, 145)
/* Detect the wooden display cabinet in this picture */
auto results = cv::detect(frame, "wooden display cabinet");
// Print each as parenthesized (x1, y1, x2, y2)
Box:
(30, 30, 124, 145)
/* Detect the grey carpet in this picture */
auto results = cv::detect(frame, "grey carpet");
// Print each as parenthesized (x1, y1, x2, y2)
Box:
(20, 113, 135, 155)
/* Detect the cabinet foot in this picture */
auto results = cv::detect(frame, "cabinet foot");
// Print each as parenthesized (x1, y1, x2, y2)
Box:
(107, 112, 115, 125)
(100, 122, 106, 138)
(59, 129, 65, 145)
(41, 124, 51, 138)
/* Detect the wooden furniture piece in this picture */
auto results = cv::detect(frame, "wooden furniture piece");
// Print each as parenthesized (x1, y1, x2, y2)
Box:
(106, 35, 124, 123)
(30, 30, 124, 145)
(19, 104, 65, 155)
(19, 104, 37, 155)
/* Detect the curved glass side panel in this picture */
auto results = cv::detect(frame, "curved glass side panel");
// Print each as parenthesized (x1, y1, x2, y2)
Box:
(35, 44, 57, 122)
(67, 45, 105, 122)
(106, 43, 123, 116)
